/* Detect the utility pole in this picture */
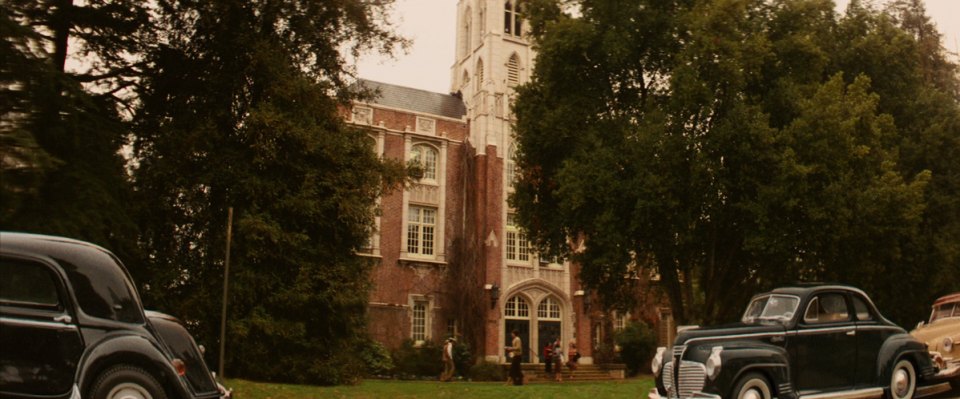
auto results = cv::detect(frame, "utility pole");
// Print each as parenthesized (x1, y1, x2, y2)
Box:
(218, 207, 233, 380)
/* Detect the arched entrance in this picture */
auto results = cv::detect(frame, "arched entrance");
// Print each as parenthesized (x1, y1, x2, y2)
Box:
(503, 290, 566, 363)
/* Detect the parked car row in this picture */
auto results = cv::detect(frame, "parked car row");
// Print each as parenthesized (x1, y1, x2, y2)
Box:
(0, 232, 231, 399)
(649, 285, 960, 399)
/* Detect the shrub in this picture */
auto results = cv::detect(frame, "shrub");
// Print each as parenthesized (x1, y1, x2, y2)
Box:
(452, 340, 472, 377)
(616, 320, 658, 376)
(392, 339, 443, 379)
(359, 340, 394, 377)
(468, 361, 505, 381)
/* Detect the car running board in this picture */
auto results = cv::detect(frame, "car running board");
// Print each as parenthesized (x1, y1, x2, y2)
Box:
(915, 382, 953, 398)
(799, 388, 883, 399)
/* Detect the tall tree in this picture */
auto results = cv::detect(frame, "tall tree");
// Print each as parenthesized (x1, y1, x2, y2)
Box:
(0, 0, 152, 262)
(513, 0, 954, 325)
(132, 0, 408, 384)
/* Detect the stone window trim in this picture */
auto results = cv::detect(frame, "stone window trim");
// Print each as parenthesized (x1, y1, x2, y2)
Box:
(405, 205, 437, 257)
(401, 136, 447, 263)
(410, 142, 440, 185)
(410, 295, 433, 346)
(505, 211, 534, 267)
(504, 1, 523, 37)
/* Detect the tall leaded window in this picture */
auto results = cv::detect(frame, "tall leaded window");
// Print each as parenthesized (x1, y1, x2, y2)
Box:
(412, 300, 428, 343)
(505, 296, 530, 318)
(504, 1, 522, 36)
(411, 144, 438, 183)
(407, 206, 436, 255)
(506, 213, 530, 262)
(538, 297, 561, 320)
(507, 53, 520, 86)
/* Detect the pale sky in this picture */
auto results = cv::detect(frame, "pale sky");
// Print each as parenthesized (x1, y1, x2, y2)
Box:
(356, 0, 960, 94)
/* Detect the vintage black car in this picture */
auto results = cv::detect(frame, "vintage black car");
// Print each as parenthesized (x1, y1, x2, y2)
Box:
(0, 232, 230, 399)
(649, 285, 957, 399)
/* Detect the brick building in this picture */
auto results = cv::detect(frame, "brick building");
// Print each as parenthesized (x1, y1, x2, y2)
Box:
(350, 0, 672, 365)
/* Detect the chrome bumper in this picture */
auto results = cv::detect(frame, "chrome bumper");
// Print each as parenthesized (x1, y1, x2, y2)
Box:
(647, 388, 721, 399)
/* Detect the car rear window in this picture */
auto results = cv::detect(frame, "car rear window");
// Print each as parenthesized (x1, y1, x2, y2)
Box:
(56, 256, 142, 324)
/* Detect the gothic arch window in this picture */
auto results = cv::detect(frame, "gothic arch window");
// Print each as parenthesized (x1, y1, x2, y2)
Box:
(410, 143, 439, 184)
(504, 1, 522, 37)
(505, 295, 530, 318)
(507, 53, 521, 87)
(537, 297, 561, 320)
(462, 69, 470, 89)
(475, 58, 484, 92)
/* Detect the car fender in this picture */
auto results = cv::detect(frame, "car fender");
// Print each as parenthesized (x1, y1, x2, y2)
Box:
(76, 333, 192, 399)
(719, 343, 792, 396)
(877, 333, 935, 384)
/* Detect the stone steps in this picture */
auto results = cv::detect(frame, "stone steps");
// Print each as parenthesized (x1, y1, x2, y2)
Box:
(506, 363, 627, 382)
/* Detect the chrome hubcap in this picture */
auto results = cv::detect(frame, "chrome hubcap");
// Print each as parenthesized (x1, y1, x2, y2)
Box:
(742, 388, 762, 399)
(106, 383, 152, 399)
(894, 369, 909, 396)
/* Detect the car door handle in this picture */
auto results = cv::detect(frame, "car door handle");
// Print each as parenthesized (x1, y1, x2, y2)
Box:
(53, 315, 72, 324)
(846, 330, 856, 336)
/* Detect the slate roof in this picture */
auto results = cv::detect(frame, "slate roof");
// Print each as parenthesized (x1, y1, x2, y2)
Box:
(356, 79, 466, 120)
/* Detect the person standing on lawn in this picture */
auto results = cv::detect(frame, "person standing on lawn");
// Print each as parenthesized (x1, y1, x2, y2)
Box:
(440, 338, 455, 382)
(505, 330, 524, 385)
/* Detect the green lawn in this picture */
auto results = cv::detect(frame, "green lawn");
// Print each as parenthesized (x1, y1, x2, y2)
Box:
(225, 377, 655, 399)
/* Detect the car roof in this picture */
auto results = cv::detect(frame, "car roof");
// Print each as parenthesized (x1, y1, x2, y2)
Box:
(0, 231, 123, 276)
(933, 293, 960, 307)
(768, 284, 870, 299)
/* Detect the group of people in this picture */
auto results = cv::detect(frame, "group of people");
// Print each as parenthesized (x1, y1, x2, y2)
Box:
(542, 336, 579, 382)
(443, 330, 582, 385)
(504, 330, 581, 385)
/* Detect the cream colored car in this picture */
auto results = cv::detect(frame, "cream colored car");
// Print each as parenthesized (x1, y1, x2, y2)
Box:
(911, 292, 960, 388)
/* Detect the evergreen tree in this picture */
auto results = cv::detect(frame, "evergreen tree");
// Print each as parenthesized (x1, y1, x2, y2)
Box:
(132, 0, 408, 384)
(0, 0, 151, 262)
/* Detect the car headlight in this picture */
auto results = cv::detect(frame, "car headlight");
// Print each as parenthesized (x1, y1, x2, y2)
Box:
(652, 347, 666, 376)
(945, 337, 954, 353)
(705, 346, 723, 380)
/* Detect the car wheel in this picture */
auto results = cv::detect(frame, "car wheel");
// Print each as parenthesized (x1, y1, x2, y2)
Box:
(89, 365, 169, 399)
(732, 372, 772, 399)
(887, 359, 916, 399)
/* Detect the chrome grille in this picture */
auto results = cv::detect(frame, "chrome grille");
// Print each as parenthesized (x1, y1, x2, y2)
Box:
(663, 361, 676, 397)
(677, 361, 706, 398)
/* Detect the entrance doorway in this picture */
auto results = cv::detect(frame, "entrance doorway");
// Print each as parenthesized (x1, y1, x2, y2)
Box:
(538, 321, 561, 355)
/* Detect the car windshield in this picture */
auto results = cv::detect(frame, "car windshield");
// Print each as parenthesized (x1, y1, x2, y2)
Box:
(742, 295, 800, 324)
(930, 302, 958, 323)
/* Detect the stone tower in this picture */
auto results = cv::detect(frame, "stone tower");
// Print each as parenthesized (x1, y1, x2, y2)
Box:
(453, 0, 587, 364)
